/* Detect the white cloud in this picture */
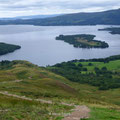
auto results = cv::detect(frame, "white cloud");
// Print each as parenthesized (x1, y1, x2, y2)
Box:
(0, 0, 120, 17)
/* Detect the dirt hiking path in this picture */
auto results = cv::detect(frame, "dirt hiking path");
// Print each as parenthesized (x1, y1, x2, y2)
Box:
(0, 91, 90, 119)
(63, 105, 90, 120)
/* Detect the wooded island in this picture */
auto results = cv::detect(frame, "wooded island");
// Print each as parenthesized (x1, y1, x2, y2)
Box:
(56, 34, 109, 48)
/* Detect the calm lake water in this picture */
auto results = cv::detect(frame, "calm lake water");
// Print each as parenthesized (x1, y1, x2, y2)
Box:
(0, 25, 120, 66)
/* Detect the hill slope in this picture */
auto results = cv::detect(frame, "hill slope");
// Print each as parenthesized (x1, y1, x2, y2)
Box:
(0, 8, 120, 25)
(0, 60, 120, 119)
(0, 60, 78, 119)
(49, 55, 120, 90)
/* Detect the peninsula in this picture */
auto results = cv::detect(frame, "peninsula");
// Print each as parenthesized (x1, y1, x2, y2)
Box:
(0, 42, 21, 55)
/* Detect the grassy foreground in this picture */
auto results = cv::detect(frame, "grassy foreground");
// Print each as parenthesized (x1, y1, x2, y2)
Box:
(0, 59, 120, 119)
(83, 106, 120, 120)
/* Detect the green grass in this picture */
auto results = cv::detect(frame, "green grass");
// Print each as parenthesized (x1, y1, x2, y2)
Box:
(0, 94, 72, 120)
(50, 58, 120, 90)
(0, 61, 77, 119)
(86, 107, 120, 120)
(0, 60, 120, 119)
(0, 61, 77, 99)
(75, 60, 120, 72)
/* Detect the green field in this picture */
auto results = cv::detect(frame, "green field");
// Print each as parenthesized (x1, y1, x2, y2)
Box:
(50, 58, 120, 90)
(75, 60, 120, 73)
(85, 107, 120, 120)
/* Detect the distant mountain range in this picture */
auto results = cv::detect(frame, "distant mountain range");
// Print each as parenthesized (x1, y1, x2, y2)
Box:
(0, 14, 62, 20)
(0, 8, 120, 25)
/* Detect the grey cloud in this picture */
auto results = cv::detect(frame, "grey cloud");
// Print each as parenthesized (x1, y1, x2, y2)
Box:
(0, 0, 120, 17)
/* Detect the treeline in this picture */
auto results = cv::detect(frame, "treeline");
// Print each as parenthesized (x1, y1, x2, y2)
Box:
(56, 34, 109, 48)
(70, 55, 120, 63)
(0, 42, 21, 55)
(0, 60, 21, 69)
(0, 60, 37, 70)
(49, 55, 120, 90)
(0, 60, 13, 69)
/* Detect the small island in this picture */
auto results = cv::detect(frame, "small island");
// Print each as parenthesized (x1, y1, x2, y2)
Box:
(0, 42, 21, 55)
(56, 34, 109, 48)
(99, 27, 120, 35)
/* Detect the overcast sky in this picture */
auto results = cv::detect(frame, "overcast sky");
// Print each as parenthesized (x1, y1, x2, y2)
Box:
(0, 0, 120, 18)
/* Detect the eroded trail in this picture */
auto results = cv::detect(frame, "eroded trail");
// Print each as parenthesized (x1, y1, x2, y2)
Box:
(63, 105, 90, 120)
(0, 91, 53, 104)
(0, 80, 23, 84)
(0, 91, 90, 119)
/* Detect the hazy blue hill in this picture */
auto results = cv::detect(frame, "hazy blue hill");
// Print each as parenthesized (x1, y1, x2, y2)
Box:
(0, 14, 62, 20)
(0, 8, 120, 25)
(13, 14, 63, 20)
(35, 8, 120, 25)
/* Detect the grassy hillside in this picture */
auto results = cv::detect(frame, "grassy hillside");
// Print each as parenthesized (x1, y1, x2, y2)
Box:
(0, 60, 77, 99)
(0, 59, 120, 119)
(0, 60, 77, 120)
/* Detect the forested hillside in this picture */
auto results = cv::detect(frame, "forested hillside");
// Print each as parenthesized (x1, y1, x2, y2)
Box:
(0, 43, 21, 55)
(0, 8, 120, 25)
(49, 55, 120, 90)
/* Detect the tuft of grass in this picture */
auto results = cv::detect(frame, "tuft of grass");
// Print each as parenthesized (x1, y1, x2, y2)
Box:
(87, 106, 120, 120)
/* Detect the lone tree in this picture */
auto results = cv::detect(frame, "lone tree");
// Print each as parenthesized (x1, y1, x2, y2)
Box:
(101, 67, 107, 71)
(78, 63, 83, 67)
(88, 63, 93, 66)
